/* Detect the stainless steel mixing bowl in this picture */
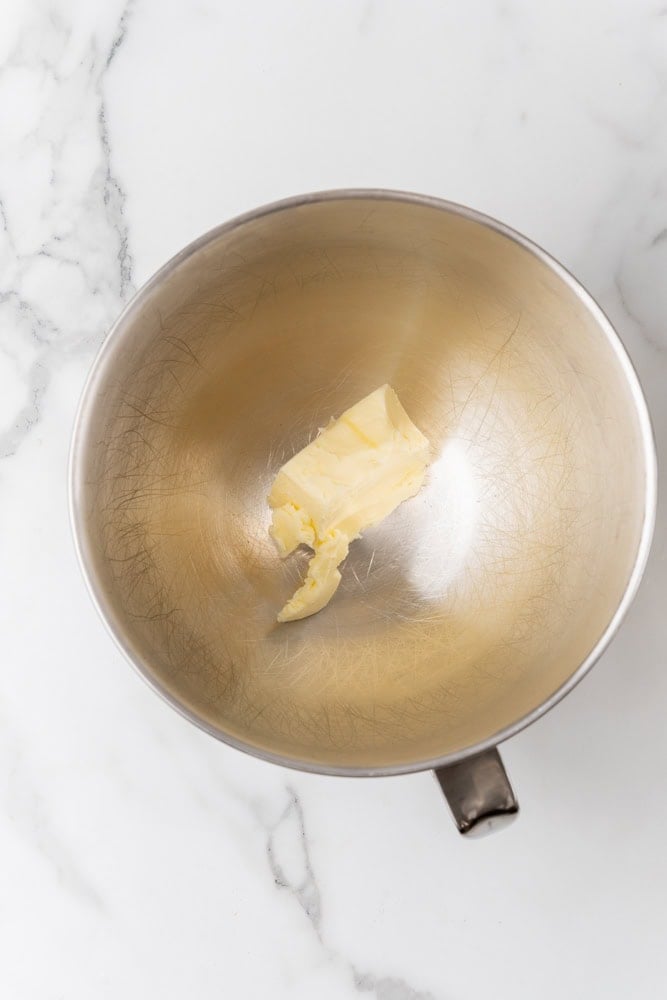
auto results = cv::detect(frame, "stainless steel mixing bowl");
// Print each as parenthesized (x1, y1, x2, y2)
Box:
(70, 191, 656, 834)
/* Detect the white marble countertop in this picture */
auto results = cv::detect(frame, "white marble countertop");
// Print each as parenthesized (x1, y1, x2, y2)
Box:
(2, 1, 666, 997)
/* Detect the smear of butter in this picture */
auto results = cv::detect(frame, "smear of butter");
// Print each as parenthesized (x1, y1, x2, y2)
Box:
(268, 384, 431, 622)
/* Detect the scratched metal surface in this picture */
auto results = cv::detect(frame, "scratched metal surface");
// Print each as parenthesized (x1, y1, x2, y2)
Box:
(72, 195, 650, 770)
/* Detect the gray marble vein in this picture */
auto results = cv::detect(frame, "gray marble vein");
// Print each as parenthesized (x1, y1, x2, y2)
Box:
(353, 971, 439, 1000)
(267, 786, 441, 999)
(99, 0, 135, 301)
(0, 1, 135, 457)
(267, 787, 323, 936)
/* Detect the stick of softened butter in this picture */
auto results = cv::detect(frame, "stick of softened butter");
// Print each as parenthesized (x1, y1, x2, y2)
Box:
(268, 384, 431, 623)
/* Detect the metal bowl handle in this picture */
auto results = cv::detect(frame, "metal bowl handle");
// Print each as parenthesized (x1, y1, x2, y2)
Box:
(434, 747, 519, 836)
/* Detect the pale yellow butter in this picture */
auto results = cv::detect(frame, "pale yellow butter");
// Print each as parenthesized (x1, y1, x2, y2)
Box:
(269, 384, 431, 623)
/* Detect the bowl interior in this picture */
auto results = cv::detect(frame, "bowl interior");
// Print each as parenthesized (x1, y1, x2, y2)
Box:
(73, 196, 652, 770)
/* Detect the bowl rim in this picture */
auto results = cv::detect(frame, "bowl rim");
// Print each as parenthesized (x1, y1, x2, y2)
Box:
(68, 188, 658, 777)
